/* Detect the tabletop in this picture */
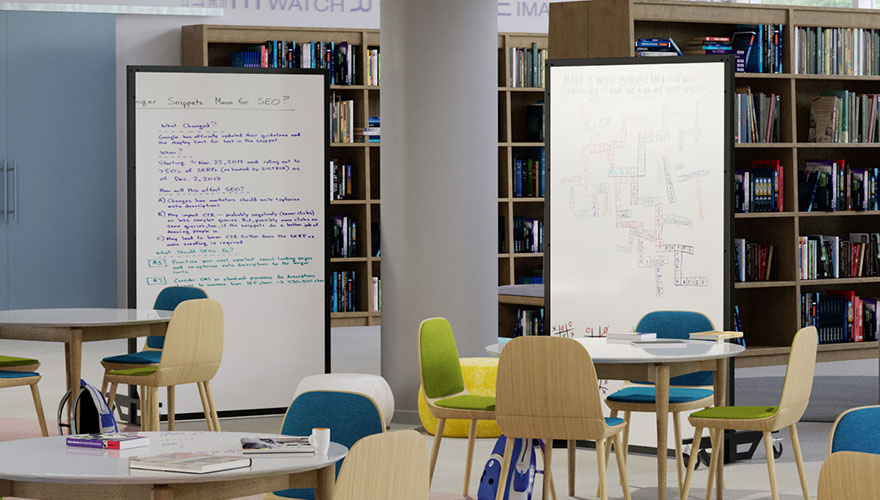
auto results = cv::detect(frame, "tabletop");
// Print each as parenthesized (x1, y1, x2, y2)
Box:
(0, 431, 346, 485)
(486, 337, 745, 362)
(0, 308, 172, 328)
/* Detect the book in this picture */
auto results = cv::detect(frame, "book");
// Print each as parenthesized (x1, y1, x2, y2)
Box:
(129, 453, 252, 474)
(605, 331, 657, 341)
(241, 436, 315, 454)
(689, 331, 745, 342)
(66, 433, 150, 450)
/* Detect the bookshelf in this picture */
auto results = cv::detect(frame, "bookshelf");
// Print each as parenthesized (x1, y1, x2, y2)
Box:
(550, 0, 880, 368)
(181, 25, 382, 327)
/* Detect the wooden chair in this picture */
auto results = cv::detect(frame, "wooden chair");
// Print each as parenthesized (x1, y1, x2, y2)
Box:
(495, 335, 630, 500)
(266, 390, 385, 499)
(0, 355, 40, 373)
(106, 298, 223, 432)
(333, 430, 430, 500)
(818, 451, 880, 500)
(682, 326, 817, 500)
(0, 365, 48, 437)
(418, 317, 496, 496)
(828, 405, 880, 455)
(598, 310, 716, 497)
(100, 286, 207, 430)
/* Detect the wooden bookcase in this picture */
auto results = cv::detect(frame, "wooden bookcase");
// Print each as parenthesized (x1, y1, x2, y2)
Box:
(550, 0, 880, 367)
(181, 25, 382, 327)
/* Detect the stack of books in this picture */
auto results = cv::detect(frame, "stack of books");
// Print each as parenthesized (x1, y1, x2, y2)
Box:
(330, 271, 356, 312)
(734, 239, 775, 282)
(735, 24, 783, 73)
(799, 160, 879, 212)
(634, 38, 681, 57)
(796, 26, 880, 76)
(330, 92, 354, 143)
(367, 47, 380, 85)
(802, 290, 880, 344)
(330, 215, 357, 258)
(684, 36, 732, 55)
(735, 87, 780, 143)
(513, 151, 545, 198)
(797, 233, 880, 279)
(230, 41, 359, 86)
(355, 116, 380, 143)
(330, 160, 353, 201)
(734, 160, 784, 213)
(808, 92, 880, 143)
(512, 307, 544, 336)
(513, 217, 543, 253)
(510, 43, 547, 88)
(66, 433, 150, 450)
(372, 277, 381, 312)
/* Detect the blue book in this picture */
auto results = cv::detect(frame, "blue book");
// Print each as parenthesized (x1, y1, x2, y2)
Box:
(514, 159, 523, 197)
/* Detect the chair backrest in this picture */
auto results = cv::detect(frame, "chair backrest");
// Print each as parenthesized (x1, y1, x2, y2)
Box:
(829, 405, 880, 455)
(775, 326, 818, 427)
(496, 336, 608, 440)
(418, 318, 465, 399)
(147, 286, 208, 349)
(280, 390, 385, 479)
(333, 430, 430, 500)
(154, 298, 224, 386)
(636, 310, 715, 386)
(817, 451, 880, 500)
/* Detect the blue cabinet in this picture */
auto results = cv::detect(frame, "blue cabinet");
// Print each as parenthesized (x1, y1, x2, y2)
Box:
(0, 11, 116, 309)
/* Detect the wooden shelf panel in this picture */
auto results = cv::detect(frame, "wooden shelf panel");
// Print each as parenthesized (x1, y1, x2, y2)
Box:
(799, 277, 880, 286)
(736, 342, 879, 367)
(735, 143, 796, 149)
(735, 281, 797, 289)
(735, 212, 795, 219)
(797, 210, 880, 217)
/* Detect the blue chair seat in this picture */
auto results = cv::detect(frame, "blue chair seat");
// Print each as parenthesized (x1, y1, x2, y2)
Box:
(0, 370, 39, 379)
(102, 350, 162, 365)
(605, 416, 625, 427)
(606, 386, 714, 405)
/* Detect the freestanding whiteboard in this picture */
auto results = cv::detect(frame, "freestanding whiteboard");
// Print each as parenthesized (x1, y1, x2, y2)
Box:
(128, 67, 329, 414)
(546, 57, 733, 340)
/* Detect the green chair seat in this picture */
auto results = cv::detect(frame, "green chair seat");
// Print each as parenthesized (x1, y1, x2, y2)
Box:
(434, 394, 496, 411)
(0, 355, 38, 368)
(691, 405, 779, 420)
(107, 366, 158, 377)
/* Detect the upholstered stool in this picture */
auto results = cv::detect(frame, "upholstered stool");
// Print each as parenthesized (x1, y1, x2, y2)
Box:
(294, 373, 395, 427)
(419, 357, 500, 438)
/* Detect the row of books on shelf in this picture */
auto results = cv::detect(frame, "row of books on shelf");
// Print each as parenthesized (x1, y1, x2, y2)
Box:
(330, 92, 354, 143)
(372, 276, 381, 312)
(798, 161, 879, 212)
(734, 239, 774, 282)
(509, 44, 546, 88)
(330, 160, 353, 201)
(809, 92, 880, 143)
(513, 153, 545, 198)
(636, 25, 782, 73)
(796, 27, 880, 76)
(735, 88, 780, 143)
(516, 271, 543, 285)
(734, 160, 783, 213)
(513, 216, 544, 254)
(801, 291, 880, 344)
(512, 307, 544, 336)
(230, 40, 362, 86)
(330, 270, 357, 313)
(797, 233, 880, 280)
(355, 116, 380, 143)
(330, 215, 357, 258)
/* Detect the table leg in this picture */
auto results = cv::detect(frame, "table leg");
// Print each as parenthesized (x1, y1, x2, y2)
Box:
(655, 364, 670, 500)
(152, 484, 173, 500)
(313, 463, 336, 500)
(67, 329, 83, 426)
(714, 358, 728, 500)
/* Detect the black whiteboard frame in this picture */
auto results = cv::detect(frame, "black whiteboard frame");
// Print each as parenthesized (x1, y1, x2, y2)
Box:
(544, 55, 734, 346)
(126, 66, 332, 403)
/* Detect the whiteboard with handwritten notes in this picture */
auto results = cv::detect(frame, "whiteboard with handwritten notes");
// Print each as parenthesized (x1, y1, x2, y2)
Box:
(128, 67, 328, 413)
(547, 58, 732, 341)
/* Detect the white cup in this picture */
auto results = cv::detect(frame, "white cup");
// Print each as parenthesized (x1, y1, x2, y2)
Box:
(309, 427, 331, 455)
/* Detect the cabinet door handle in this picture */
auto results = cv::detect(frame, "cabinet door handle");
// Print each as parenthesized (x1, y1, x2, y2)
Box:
(10, 161, 16, 221)
(1, 160, 6, 220)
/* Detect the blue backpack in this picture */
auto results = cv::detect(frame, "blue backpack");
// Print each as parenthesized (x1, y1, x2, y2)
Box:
(56, 379, 118, 435)
(477, 435, 541, 500)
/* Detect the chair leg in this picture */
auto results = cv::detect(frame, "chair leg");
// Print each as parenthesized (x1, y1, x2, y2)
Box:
(152, 386, 161, 431)
(681, 425, 702, 500)
(673, 411, 684, 494)
(100, 376, 108, 398)
(197, 381, 214, 432)
(29, 383, 48, 437)
(704, 429, 719, 500)
(763, 431, 780, 500)
(568, 439, 576, 497)
(167, 386, 175, 431)
(495, 436, 515, 500)
(613, 433, 632, 500)
(543, 437, 553, 500)
(596, 434, 607, 500)
(788, 425, 810, 500)
(605, 409, 618, 488)
(204, 381, 220, 431)
(429, 418, 445, 485)
(106, 382, 118, 413)
(463, 419, 477, 496)
(140, 384, 150, 431)
(621, 411, 631, 464)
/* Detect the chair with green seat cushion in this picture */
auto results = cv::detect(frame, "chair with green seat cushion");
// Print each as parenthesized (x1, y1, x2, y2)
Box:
(0, 369, 48, 436)
(418, 317, 495, 497)
(682, 326, 817, 500)
(100, 286, 207, 429)
(597, 310, 716, 497)
(0, 355, 40, 373)
(265, 390, 385, 500)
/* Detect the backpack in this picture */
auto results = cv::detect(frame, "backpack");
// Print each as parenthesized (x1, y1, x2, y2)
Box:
(477, 435, 540, 500)
(56, 379, 118, 435)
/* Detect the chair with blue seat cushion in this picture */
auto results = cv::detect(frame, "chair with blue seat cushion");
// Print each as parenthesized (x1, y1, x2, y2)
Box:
(100, 286, 207, 430)
(418, 317, 496, 497)
(496, 335, 630, 500)
(594, 310, 715, 497)
(265, 390, 385, 499)
(0, 367, 48, 436)
(828, 405, 880, 455)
